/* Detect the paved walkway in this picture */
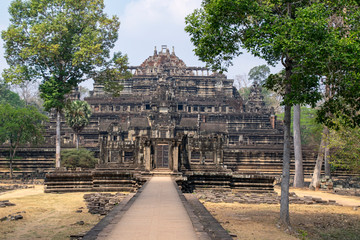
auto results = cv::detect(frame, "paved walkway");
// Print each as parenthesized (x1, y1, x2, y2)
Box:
(104, 177, 198, 240)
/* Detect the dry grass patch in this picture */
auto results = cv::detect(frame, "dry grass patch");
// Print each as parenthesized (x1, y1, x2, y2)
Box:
(0, 186, 103, 240)
(204, 202, 360, 240)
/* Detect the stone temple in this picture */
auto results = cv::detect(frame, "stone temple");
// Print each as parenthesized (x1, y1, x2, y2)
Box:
(1, 45, 319, 191)
(86, 45, 282, 173)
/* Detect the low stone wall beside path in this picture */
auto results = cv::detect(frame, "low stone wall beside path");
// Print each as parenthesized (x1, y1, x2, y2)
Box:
(195, 189, 342, 206)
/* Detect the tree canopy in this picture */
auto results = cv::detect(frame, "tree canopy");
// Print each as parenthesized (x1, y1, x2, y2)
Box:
(0, 104, 48, 178)
(61, 148, 97, 169)
(64, 100, 92, 149)
(186, 1, 360, 114)
(2, 0, 121, 111)
(185, 0, 360, 226)
(248, 65, 270, 84)
(0, 79, 25, 108)
(94, 52, 132, 97)
(329, 122, 360, 174)
(2, 0, 124, 167)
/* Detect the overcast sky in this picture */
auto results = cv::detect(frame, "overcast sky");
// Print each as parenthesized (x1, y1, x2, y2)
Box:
(0, 0, 282, 90)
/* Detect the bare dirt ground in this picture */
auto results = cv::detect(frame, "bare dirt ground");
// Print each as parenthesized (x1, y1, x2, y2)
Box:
(275, 186, 360, 207)
(1, 184, 360, 240)
(204, 187, 360, 240)
(0, 185, 103, 240)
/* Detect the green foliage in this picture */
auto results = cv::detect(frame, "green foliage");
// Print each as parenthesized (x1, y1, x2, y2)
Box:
(277, 106, 322, 147)
(93, 52, 132, 97)
(0, 104, 48, 147)
(297, 229, 308, 240)
(239, 87, 251, 101)
(185, 0, 360, 226)
(319, 225, 360, 240)
(328, 124, 360, 174)
(2, 0, 120, 111)
(0, 103, 48, 177)
(64, 100, 92, 135)
(61, 148, 97, 169)
(248, 65, 270, 84)
(0, 79, 25, 108)
(185, 1, 360, 127)
(240, 65, 280, 113)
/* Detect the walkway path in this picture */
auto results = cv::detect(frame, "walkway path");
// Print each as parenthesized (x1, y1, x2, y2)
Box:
(103, 177, 198, 240)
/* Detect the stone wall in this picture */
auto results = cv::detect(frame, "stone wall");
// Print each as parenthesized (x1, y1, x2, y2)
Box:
(44, 169, 144, 193)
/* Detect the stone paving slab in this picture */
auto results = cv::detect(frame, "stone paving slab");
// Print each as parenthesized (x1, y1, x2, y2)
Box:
(97, 177, 198, 240)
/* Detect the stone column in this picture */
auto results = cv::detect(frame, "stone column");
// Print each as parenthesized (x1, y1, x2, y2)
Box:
(144, 141, 151, 172)
(213, 147, 218, 165)
(270, 114, 276, 129)
(173, 143, 179, 172)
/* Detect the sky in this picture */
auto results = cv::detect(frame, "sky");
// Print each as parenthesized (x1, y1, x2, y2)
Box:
(0, 0, 282, 90)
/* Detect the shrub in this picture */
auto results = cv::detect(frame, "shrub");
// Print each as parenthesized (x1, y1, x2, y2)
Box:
(61, 148, 97, 169)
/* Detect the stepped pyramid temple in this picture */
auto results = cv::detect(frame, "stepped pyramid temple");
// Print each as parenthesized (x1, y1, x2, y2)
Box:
(1, 46, 319, 192)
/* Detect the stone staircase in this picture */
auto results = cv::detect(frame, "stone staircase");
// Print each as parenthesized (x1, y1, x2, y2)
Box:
(178, 172, 275, 193)
(150, 168, 183, 177)
(44, 169, 143, 193)
(0, 148, 55, 179)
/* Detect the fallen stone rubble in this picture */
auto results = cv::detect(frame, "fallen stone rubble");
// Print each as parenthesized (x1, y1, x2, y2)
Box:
(0, 200, 16, 208)
(195, 189, 341, 205)
(0, 184, 34, 193)
(320, 176, 360, 196)
(1, 211, 25, 222)
(83, 193, 127, 215)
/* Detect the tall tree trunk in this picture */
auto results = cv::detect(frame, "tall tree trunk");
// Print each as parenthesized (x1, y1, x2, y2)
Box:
(76, 133, 79, 149)
(324, 84, 331, 178)
(9, 152, 13, 179)
(9, 141, 14, 179)
(280, 89, 291, 226)
(324, 137, 331, 177)
(293, 104, 304, 187)
(309, 127, 329, 190)
(55, 109, 61, 168)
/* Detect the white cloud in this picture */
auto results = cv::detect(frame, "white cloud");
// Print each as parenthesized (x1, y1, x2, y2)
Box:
(113, 0, 203, 70)
(120, 0, 201, 32)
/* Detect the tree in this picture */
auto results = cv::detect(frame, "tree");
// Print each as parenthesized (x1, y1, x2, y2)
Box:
(64, 100, 92, 149)
(0, 79, 25, 108)
(0, 104, 48, 178)
(61, 148, 97, 169)
(277, 106, 322, 147)
(2, 0, 121, 168)
(248, 65, 270, 84)
(236, 66, 281, 113)
(93, 52, 132, 97)
(309, 127, 329, 190)
(328, 123, 360, 174)
(247, 65, 281, 113)
(293, 104, 304, 188)
(185, 0, 350, 227)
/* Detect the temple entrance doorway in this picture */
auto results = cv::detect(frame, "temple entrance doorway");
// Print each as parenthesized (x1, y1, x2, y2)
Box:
(155, 144, 169, 168)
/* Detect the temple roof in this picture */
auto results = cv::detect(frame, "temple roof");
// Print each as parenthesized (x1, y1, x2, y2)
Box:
(129, 45, 210, 76)
(140, 45, 187, 69)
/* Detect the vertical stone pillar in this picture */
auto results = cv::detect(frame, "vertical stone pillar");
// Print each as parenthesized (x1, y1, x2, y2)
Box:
(173, 143, 179, 172)
(270, 115, 276, 129)
(144, 141, 151, 172)
(214, 140, 218, 165)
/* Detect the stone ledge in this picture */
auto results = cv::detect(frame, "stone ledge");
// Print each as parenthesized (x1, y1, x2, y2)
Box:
(173, 180, 232, 240)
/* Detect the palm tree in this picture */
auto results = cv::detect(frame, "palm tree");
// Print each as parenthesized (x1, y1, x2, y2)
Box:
(64, 100, 92, 149)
